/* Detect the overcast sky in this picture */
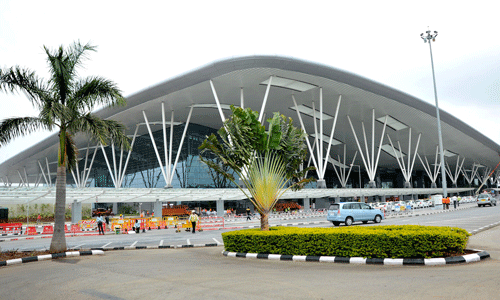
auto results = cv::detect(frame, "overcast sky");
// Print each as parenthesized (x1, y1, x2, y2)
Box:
(1, 0, 499, 164)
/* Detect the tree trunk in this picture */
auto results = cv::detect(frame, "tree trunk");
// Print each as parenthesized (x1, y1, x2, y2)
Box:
(50, 166, 67, 253)
(260, 212, 269, 231)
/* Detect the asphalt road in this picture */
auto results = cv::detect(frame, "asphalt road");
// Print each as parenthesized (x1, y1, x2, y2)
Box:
(1, 201, 500, 299)
(1, 201, 496, 252)
(0, 224, 499, 300)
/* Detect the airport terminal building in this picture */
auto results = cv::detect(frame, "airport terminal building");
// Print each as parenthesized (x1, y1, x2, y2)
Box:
(1, 56, 499, 216)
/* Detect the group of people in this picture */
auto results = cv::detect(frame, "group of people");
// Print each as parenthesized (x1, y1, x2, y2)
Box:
(442, 195, 459, 210)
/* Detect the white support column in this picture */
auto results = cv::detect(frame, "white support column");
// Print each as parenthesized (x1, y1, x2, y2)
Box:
(319, 88, 324, 179)
(84, 145, 99, 187)
(162, 102, 169, 185)
(387, 129, 421, 188)
(17, 170, 25, 187)
(347, 112, 387, 187)
(45, 157, 52, 186)
(168, 110, 174, 182)
(322, 95, 342, 178)
(240, 88, 244, 109)
(38, 160, 48, 186)
(258, 76, 273, 123)
(99, 143, 118, 187)
(70, 169, 79, 187)
(209, 80, 226, 123)
(119, 125, 139, 188)
(311, 101, 322, 178)
(143, 111, 169, 187)
(292, 95, 320, 175)
(23, 168, 29, 187)
(111, 142, 118, 186)
(169, 106, 194, 186)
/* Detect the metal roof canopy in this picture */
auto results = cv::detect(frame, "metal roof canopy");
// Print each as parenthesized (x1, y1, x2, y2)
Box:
(0, 187, 474, 205)
(1, 55, 499, 183)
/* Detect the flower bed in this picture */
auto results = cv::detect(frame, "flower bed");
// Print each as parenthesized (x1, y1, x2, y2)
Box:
(222, 225, 470, 258)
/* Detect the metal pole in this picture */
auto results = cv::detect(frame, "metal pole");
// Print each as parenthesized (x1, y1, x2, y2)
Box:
(426, 31, 447, 197)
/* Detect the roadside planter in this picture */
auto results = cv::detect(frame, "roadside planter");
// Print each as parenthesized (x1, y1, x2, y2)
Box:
(222, 225, 471, 258)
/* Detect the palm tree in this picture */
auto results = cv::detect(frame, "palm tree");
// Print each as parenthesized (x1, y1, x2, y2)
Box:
(199, 106, 314, 230)
(0, 41, 129, 252)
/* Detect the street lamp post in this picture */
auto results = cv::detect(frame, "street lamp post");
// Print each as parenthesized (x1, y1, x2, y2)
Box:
(421, 28, 447, 197)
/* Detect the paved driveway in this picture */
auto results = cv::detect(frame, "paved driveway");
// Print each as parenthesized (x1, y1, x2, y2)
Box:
(1, 223, 500, 299)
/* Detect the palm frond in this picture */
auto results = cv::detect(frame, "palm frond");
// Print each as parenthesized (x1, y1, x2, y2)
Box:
(70, 76, 125, 112)
(44, 41, 96, 105)
(0, 117, 49, 146)
(69, 114, 129, 150)
(0, 66, 50, 109)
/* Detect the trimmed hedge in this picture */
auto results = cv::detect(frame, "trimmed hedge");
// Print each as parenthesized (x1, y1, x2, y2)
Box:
(222, 225, 470, 258)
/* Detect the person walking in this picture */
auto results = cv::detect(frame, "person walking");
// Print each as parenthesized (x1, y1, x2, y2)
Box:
(134, 219, 140, 233)
(452, 195, 458, 209)
(189, 210, 199, 234)
(105, 215, 110, 231)
(96, 215, 105, 235)
(246, 208, 251, 221)
(37, 214, 42, 225)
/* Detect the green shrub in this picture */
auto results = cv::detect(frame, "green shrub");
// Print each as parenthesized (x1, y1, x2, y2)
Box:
(222, 225, 470, 258)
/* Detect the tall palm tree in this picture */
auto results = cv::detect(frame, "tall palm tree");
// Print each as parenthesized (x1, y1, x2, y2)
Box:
(0, 41, 129, 252)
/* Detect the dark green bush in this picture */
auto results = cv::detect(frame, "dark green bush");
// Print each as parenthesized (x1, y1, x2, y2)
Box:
(222, 225, 470, 258)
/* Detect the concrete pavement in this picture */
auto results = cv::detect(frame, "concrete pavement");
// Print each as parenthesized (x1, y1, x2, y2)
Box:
(1, 220, 499, 299)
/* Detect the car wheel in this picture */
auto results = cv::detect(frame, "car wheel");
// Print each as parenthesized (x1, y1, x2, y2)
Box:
(345, 217, 353, 226)
(374, 215, 382, 223)
(332, 222, 340, 226)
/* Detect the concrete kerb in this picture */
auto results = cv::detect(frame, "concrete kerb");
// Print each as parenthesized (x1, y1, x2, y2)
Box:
(222, 250, 490, 266)
(0, 250, 104, 268)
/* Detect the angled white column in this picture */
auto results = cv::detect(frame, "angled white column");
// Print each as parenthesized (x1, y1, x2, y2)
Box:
(292, 94, 342, 188)
(99, 143, 118, 187)
(292, 95, 320, 174)
(210, 80, 226, 123)
(258, 76, 273, 123)
(143, 111, 168, 187)
(240, 88, 244, 109)
(347, 111, 388, 187)
(387, 129, 421, 188)
(23, 168, 29, 187)
(83, 145, 99, 187)
(38, 160, 48, 186)
(169, 106, 194, 186)
(417, 146, 440, 188)
(118, 125, 139, 188)
(17, 170, 25, 187)
(331, 144, 358, 188)
(445, 156, 465, 187)
(45, 158, 52, 186)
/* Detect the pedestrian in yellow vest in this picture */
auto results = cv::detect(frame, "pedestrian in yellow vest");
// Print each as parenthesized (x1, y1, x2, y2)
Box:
(189, 210, 199, 234)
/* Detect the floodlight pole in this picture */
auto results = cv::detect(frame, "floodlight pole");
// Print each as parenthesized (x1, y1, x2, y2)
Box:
(421, 28, 447, 197)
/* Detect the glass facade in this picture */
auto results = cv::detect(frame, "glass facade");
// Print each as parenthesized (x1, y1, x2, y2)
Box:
(81, 123, 237, 189)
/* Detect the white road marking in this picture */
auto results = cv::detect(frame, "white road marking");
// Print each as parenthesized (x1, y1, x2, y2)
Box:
(187, 239, 191, 245)
(102, 242, 112, 248)
(74, 243, 85, 249)
(212, 238, 222, 245)
(159, 240, 164, 246)
(131, 241, 138, 247)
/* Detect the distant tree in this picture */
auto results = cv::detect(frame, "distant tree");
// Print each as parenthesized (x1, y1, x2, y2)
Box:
(199, 106, 314, 230)
(0, 41, 129, 252)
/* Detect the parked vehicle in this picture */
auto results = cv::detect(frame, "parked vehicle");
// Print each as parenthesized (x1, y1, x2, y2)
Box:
(477, 193, 497, 207)
(327, 202, 384, 226)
